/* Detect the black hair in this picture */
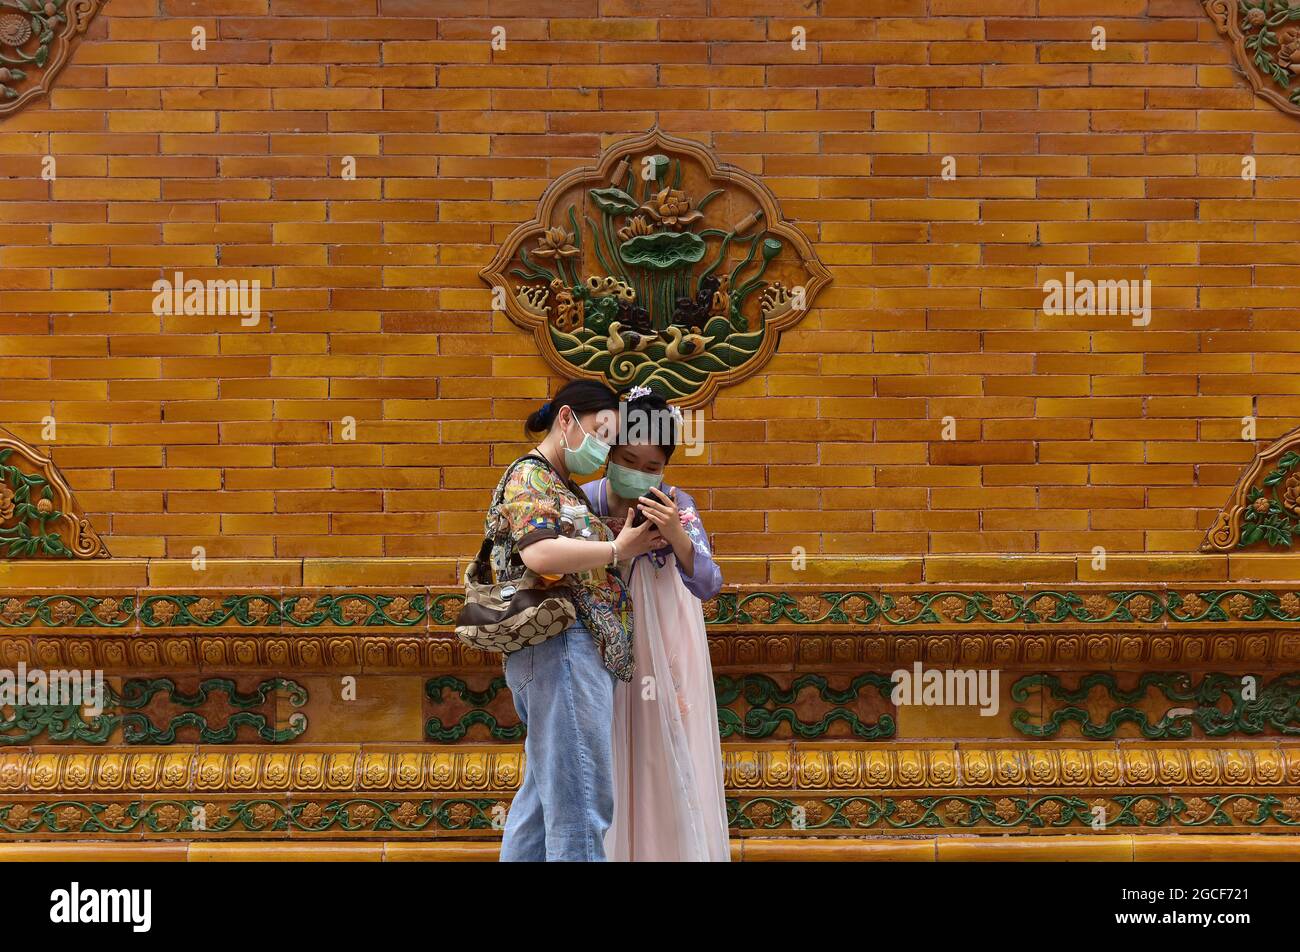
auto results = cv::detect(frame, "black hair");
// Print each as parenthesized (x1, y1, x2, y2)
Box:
(524, 379, 620, 435)
(617, 387, 678, 461)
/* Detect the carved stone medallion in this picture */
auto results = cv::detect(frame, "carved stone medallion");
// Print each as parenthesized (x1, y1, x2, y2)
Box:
(0, 428, 108, 559)
(1202, 423, 1300, 551)
(1205, 0, 1300, 117)
(0, 0, 104, 117)
(480, 128, 831, 407)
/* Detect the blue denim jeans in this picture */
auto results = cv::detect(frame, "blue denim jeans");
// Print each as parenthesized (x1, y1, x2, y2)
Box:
(499, 622, 616, 862)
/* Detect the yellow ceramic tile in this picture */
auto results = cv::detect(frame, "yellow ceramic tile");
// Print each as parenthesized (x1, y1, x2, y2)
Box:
(303, 558, 459, 587)
(0, 843, 187, 861)
(769, 557, 923, 585)
(188, 843, 384, 861)
(740, 837, 937, 862)
(294, 675, 427, 743)
(0, 560, 149, 587)
(384, 841, 501, 862)
(1133, 835, 1300, 862)
(1227, 554, 1300, 583)
(894, 677, 1025, 740)
(924, 556, 1076, 584)
(1078, 554, 1228, 583)
(148, 559, 303, 588)
(938, 836, 1134, 862)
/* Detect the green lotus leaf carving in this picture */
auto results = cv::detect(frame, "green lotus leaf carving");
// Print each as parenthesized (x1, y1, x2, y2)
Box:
(589, 186, 639, 215)
(617, 230, 706, 270)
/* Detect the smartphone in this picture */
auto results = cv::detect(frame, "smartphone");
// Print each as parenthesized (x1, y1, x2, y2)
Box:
(630, 506, 646, 528)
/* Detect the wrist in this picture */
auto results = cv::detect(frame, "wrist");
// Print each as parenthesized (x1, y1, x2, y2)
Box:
(608, 539, 619, 565)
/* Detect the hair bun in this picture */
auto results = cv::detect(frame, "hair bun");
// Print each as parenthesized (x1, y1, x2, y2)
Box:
(524, 401, 554, 433)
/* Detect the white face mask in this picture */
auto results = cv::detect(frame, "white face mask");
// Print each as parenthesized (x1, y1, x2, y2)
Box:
(559, 410, 611, 475)
(606, 461, 662, 500)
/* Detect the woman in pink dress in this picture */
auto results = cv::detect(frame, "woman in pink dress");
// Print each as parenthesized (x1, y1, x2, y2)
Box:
(582, 386, 730, 862)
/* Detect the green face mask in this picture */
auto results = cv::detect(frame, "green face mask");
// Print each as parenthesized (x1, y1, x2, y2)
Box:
(560, 412, 610, 476)
(606, 460, 662, 500)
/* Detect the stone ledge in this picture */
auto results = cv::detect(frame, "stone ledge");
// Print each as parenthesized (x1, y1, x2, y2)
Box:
(4, 553, 1300, 588)
(1, 835, 1296, 861)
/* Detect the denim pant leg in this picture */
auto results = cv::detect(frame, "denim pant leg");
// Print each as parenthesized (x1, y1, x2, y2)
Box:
(499, 623, 615, 862)
(500, 643, 545, 862)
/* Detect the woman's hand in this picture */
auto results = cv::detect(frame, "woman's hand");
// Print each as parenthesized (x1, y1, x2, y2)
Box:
(636, 487, 694, 576)
(615, 515, 664, 560)
(636, 487, 686, 545)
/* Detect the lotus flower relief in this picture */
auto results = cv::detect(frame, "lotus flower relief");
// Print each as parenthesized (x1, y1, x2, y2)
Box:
(533, 227, 579, 260)
(617, 215, 655, 242)
(638, 187, 703, 230)
(479, 129, 830, 407)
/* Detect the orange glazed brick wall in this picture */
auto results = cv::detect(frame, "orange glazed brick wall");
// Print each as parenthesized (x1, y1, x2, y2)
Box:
(0, 0, 1296, 560)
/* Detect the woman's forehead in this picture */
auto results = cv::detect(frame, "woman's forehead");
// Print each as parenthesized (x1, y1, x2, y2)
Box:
(580, 408, 619, 442)
(613, 443, 667, 465)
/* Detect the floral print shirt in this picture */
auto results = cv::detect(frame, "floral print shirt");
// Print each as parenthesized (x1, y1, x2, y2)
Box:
(485, 455, 634, 681)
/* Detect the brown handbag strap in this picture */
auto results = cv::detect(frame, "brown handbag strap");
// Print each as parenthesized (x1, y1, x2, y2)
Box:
(471, 453, 549, 568)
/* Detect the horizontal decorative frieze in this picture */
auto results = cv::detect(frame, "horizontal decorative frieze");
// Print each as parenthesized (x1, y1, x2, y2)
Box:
(6, 792, 1300, 836)
(4, 744, 1298, 794)
(1, 586, 1300, 631)
(3, 629, 1300, 674)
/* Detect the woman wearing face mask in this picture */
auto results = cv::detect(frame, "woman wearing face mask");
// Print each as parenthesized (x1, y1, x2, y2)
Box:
(490, 380, 664, 862)
(582, 386, 729, 862)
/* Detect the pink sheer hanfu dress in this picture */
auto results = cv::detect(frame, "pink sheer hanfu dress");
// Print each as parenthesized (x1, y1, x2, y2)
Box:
(583, 478, 730, 862)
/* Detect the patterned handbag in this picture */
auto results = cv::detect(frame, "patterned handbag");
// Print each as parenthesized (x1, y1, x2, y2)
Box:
(454, 455, 578, 654)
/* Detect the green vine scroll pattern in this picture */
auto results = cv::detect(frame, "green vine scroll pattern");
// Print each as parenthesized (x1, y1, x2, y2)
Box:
(1011, 672, 1300, 740)
(423, 676, 524, 742)
(705, 588, 1300, 627)
(0, 447, 77, 558)
(430, 593, 465, 626)
(0, 797, 502, 835)
(714, 673, 896, 740)
(728, 792, 1300, 831)
(1237, 0, 1300, 106)
(1241, 450, 1300, 548)
(136, 593, 430, 628)
(0, 595, 135, 627)
(0, 0, 66, 98)
(2, 793, 1298, 835)
(0, 676, 307, 745)
(3, 588, 1300, 630)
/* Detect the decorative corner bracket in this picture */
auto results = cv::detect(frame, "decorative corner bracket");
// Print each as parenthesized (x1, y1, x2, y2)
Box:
(479, 127, 831, 408)
(1205, 0, 1300, 118)
(0, 428, 108, 559)
(1201, 424, 1300, 551)
(0, 0, 105, 118)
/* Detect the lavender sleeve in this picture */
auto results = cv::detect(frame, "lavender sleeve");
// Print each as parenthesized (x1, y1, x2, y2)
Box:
(671, 487, 723, 601)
